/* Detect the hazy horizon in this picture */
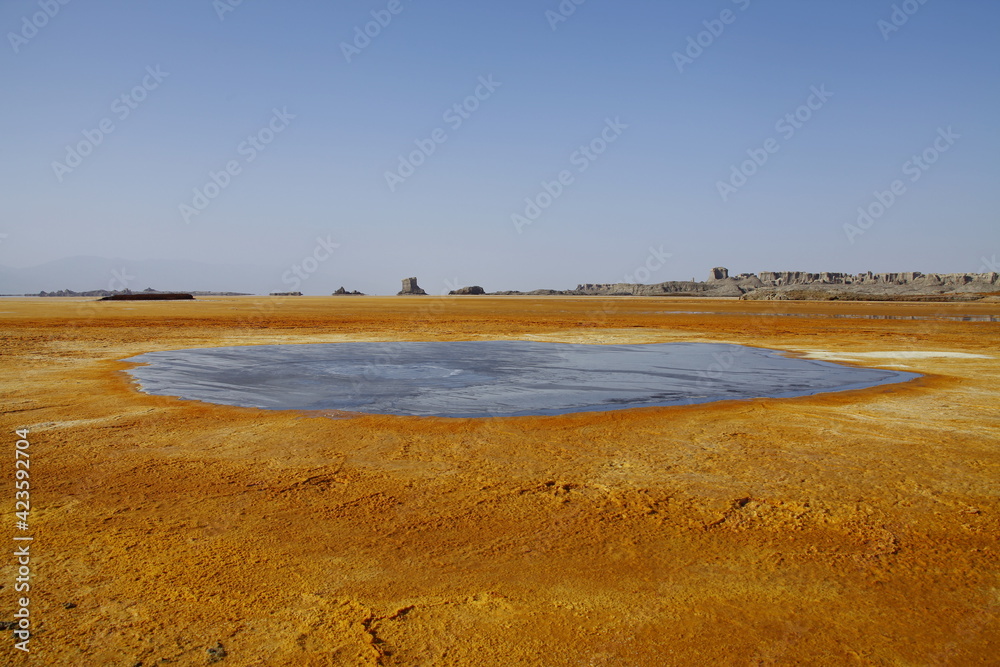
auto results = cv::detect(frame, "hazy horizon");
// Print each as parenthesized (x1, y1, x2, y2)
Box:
(2, 1, 998, 294)
(2, 253, 998, 297)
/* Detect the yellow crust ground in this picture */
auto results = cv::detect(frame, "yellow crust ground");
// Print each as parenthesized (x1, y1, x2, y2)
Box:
(1, 296, 998, 665)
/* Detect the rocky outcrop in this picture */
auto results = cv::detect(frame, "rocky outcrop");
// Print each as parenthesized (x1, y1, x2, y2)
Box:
(752, 270, 998, 289)
(449, 286, 485, 295)
(34, 288, 249, 297)
(490, 289, 565, 296)
(397, 277, 427, 295)
(734, 273, 764, 289)
(502, 268, 999, 301)
(574, 280, 742, 297)
(100, 293, 194, 301)
(333, 287, 365, 296)
(270, 292, 302, 297)
(374, 269, 997, 300)
(740, 270, 999, 300)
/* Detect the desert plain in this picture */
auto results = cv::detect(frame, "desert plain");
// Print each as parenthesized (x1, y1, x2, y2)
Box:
(1, 296, 998, 666)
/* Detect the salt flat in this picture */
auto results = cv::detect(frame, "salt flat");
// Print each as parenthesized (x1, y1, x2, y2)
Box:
(1, 296, 997, 665)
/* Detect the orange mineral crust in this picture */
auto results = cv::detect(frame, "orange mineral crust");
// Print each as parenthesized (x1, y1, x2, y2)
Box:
(1, 296, 998, 665)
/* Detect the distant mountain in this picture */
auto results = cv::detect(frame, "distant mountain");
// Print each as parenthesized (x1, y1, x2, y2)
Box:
(0, 256, 277, 295)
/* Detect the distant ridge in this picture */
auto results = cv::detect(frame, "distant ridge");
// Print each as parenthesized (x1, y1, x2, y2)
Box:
(0, 256, 273, 295)
(100, 293, 195, 301)
(574, 269, 1000, 301)
(3, 260, 997, 301)
(27, 288, 249, 297)
(493, 268, 1000, 301)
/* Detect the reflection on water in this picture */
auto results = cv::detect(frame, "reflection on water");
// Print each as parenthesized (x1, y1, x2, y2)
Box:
(124, 341, 919, 418)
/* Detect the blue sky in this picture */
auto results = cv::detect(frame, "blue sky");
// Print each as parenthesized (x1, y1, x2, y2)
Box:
(1, 0, 998, 294)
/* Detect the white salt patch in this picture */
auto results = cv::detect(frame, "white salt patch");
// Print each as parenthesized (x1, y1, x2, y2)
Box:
(802, 351, 991, 361)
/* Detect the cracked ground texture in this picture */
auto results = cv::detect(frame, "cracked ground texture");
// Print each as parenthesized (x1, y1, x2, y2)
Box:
(1, 296, 998, 665)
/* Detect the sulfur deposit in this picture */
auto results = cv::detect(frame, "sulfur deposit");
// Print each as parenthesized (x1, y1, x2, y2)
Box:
(1, 296, 997, 665)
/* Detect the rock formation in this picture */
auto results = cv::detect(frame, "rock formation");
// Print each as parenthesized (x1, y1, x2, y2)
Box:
(99, 293, 194, 301)
(333, 287, 365, 296)
(573, 280, 742, 298)
(739, 270, 1000, 301)
(398, 277, 427, 296)
(31, 288, 249, 297)
(494, 268, 999, 301)
(449, 286, 486, 295)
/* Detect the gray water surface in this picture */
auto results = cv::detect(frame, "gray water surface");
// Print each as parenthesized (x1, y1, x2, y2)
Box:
(123, 341, 919, 418)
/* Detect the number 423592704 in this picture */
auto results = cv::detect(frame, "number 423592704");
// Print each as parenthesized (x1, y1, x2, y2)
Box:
(15, 429, 31, 525)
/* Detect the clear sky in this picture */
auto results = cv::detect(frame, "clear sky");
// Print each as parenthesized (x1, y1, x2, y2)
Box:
(1, 0, 998, 295)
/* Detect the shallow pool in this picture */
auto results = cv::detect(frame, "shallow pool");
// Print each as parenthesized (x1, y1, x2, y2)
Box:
(123, 341, 919, 417)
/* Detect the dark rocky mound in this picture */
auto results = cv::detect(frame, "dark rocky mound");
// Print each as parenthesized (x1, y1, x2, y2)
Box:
(449, 286, 485, 295)
(490, 289, 570, 296)
(33, 288, 248, 297)
(333, 287, 365, 295)
(100, 293, 194, 301)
